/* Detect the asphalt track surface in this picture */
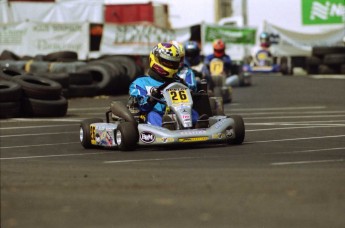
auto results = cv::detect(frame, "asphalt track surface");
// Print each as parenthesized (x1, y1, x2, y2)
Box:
(1, 75, 345, 228)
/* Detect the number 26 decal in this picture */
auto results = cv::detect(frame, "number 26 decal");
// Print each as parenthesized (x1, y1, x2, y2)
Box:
(170, 90, 188, 102)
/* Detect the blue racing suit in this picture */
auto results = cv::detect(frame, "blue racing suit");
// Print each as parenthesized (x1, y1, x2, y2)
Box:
(129, 70, 199, 127)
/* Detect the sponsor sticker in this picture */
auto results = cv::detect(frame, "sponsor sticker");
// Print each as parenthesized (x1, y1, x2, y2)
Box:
(178, 137, 209, 142)
(157, 137, 175, 143)
(140, 131, 155, 143)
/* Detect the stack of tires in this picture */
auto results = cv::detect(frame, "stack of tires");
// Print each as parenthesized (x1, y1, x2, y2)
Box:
(306, 46, 345, 75)
(1, 50, 144, 97)
(0, 68, 68, 118)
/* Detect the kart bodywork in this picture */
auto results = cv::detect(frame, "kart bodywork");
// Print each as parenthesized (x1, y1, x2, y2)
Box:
(80, 82, 245, 151)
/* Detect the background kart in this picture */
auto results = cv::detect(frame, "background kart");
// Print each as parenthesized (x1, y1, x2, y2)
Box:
(80, 82, 245, 151)
(242, 50, 290, 75)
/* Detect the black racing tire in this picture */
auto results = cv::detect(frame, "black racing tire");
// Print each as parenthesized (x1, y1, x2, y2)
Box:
(0, 101, 21, 119)
(69, 72, 93, 85)
(77, 64, 112, 92)
(0, 50, 20, 60)
(43, 51, 78, 62)
(318, 64, 336, 74)
(0, 80, 22, 102)
(323, 54, 345, 65)
(306, 56, 322, 65)
(312, 46, 345, 57)
(13, 75, 62, 100)
(80, 118, 103, 149)
(115, 122, 138, 151)
(35, 72, 70, 89)
(87, 60, 128, 93)
(221, 86, 232, 104)
(227, 115, 245, 145)
(101, 56, 138, 81)
(21, 96, 68, 117)
(0, 67, 26, 80)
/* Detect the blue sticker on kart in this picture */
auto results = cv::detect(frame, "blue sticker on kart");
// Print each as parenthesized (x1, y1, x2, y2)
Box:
(140, 131, 155, 143)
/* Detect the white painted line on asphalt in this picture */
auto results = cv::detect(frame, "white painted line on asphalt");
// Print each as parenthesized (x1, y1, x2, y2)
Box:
(271, 147, 345, 154)
(244, 114, 345, 120)
(237, 110, 345, 116)
(0, 124, 79, 130)
(249, 134, 345, 143)
(310, 75, 345, 79)
(104, 156, 201, 164)
(0, 142, 79, 149)
(229, 106, 326, 112)
(0, 118, 82, 123)
(68, 107, 108, 111)
(271, 159, 344, 166)
(247, 120, 345, 125)
(0, 152, 108, 160)
(0, 132, 76, 138)
(246, 125, 345, 132)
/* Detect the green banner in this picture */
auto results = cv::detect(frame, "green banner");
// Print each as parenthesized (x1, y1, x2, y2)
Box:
(302, 0, 345, 25)
(204, 25, 256, 45)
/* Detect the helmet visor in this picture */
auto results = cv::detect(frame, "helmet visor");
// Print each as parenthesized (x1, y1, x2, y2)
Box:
(159, 57, 180, 69)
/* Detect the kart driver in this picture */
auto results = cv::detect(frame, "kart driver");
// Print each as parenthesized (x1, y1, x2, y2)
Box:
(129, 42, 202, 127)
(201, 39, 242, 87)
(184, 40, 204, 79)
(246, 32, 280, 72)
(202, 39, 232, 78)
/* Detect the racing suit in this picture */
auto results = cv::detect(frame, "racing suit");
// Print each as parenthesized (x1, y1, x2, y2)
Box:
(129, 69, 199, 127)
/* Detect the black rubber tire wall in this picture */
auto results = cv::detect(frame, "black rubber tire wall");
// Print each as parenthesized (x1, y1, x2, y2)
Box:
(21, 96, 68, 117)
(0, 80, 22, 102)
(13, 75, 62, 100)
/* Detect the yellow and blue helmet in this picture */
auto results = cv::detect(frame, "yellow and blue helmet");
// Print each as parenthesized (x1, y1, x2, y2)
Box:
(149, 42, 182, 79)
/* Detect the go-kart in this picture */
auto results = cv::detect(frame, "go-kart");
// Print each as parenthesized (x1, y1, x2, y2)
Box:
(208, 58, 233, 103)
(242, 49, 289, 75)
(79, 81, 245, 151)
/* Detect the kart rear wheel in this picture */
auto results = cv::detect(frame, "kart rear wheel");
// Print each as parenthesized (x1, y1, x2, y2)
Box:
(115, 122, 138, 151)
(227, 115, 245, 145)
(80, 118, 103, 149)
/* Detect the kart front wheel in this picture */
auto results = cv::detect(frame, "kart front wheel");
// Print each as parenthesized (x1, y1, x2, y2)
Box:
(80, 118, 103, 149)
(227, 115, 245, 145)
(115, 122, 139, 151)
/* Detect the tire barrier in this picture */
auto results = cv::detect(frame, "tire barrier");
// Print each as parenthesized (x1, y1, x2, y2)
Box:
(49, 61, 87, 73)
(43, 51, 79, 62)
(306, 46, 345, 75)
(1, 50, 146, 98)
(0, 76, 68, 118)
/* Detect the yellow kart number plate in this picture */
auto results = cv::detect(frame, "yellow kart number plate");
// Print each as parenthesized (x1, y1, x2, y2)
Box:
(168, 89, 189, 104)
(210, 60, 224, 75)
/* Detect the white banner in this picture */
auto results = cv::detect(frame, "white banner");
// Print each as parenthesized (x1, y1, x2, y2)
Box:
(100, 23, 191, 55)
(264, 21, 345, 56)
(0, 21, 89, 59)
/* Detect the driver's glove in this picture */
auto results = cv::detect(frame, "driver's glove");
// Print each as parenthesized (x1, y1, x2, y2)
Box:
(148, 87, 163, 104)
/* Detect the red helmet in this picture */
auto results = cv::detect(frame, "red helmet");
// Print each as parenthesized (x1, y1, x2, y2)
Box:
(213, 39, 225, 57)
